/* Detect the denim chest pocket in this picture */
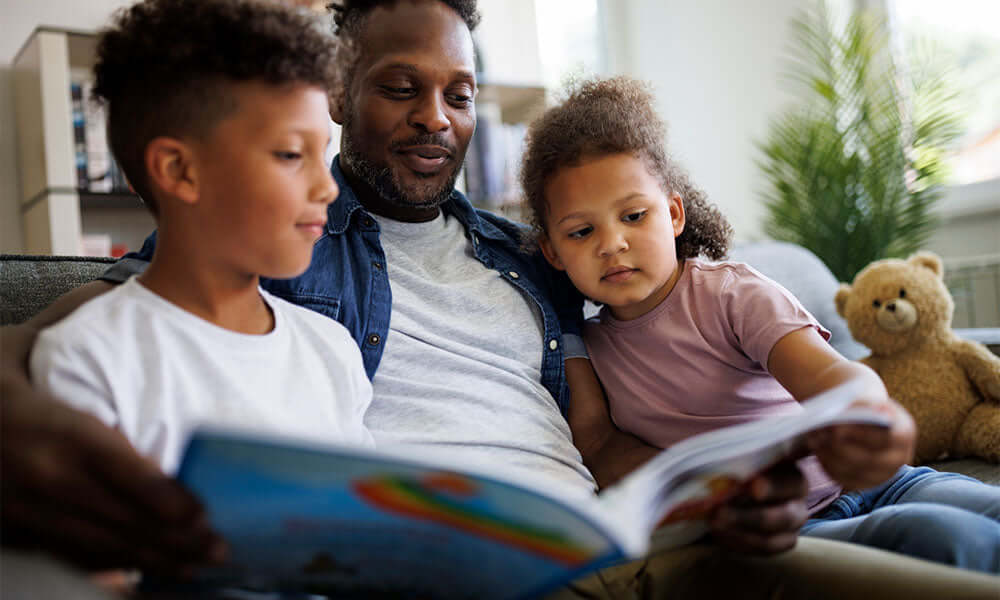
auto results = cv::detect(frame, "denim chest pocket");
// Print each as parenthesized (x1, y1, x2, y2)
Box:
(283, 293, 342, 322)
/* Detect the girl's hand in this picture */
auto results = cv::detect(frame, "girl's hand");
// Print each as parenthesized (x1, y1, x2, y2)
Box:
(806, 398, 915, 491)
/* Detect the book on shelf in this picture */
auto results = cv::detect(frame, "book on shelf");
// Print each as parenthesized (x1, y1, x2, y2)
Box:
(156, 380, 887, 599)
(67, 72, 131, 195)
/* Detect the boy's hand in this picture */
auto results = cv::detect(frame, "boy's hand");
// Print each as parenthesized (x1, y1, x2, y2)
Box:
(1, 371, 227, 575)
(806, 398, 915, 491)
(708, 460, 809, 555)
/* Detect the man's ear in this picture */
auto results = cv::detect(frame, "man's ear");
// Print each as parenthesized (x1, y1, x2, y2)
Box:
(145, 137, 199, 206)
(329, 87, 346, 125)
(669, 192, 686, 237)
(539, 234, 565, 271)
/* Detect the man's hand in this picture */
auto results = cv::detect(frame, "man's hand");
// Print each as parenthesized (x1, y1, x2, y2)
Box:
(807, 398, 915, 491)
(707, 460, 809, 555)
(1, 324, 226, 575)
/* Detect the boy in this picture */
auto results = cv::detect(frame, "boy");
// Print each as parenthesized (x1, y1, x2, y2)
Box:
(29, 0, 374, 474)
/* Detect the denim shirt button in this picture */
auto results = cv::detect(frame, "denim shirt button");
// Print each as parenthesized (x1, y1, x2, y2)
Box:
(367, 333, 381, 346)
(508, 271, 520, 279)
(549, 339, 558, 350)
(372, 262, 383, 271)
(363, 217, 375, 228)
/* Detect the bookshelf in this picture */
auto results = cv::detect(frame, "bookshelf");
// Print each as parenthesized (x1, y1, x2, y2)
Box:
(12, 27, 153, 256)
(466, 80, 546, 221)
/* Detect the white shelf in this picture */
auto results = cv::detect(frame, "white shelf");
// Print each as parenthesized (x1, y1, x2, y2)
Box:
(12, 27, 153, 255)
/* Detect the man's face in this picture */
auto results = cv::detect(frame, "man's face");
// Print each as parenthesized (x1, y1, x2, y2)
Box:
(336, 0, 477, 220)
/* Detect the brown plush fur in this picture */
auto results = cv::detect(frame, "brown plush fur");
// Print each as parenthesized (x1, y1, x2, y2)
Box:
(835, 252, 1000, 463)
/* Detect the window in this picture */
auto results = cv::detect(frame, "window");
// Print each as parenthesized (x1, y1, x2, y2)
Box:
(889, 0, 1000, 185)
(533, 0, 606, 90)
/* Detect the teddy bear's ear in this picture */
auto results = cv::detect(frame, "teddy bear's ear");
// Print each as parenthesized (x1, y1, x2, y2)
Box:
(835, 284, 852, 318)
(908, 251, 943, 279)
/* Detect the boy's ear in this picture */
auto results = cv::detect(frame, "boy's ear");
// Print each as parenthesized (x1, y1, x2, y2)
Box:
(669, 192, 686, 237)
(145, 137, 199, 206)
(539, 234, 565, 271)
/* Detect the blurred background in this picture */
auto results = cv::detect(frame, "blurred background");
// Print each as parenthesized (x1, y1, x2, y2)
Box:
(1, 0, 996, 325)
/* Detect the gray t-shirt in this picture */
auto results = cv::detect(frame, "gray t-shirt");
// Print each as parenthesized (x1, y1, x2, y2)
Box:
(365, 212, 597, 498)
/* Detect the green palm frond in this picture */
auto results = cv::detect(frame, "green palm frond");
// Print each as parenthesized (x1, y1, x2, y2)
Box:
(758, 2, 962, 282)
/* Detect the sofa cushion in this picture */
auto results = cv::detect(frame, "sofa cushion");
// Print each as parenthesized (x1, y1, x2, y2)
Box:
(0, 255, 115, 326)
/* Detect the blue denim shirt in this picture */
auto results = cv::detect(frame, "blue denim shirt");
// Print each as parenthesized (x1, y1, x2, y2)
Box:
(107, 157, 585, 415)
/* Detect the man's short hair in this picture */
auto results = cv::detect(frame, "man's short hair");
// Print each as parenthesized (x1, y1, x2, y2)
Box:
(92, 0, 339, 213)
(326, 0, 480, 93)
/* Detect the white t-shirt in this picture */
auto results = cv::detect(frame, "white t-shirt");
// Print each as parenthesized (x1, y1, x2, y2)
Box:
(30, 277, 374, 473)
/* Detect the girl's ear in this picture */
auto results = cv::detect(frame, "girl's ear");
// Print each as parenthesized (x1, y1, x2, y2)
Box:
(145, 137, 199, 206)
(669, 192, 686, 237)
(539, 234, 566, 271)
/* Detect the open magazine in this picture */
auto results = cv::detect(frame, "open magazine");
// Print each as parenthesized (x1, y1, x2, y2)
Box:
(163, 380, 888, 599)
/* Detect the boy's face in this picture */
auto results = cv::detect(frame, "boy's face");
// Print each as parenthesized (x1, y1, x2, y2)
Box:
(193, 82, 337, 279)
(335, 0, 476, 221)
(540, 153, 686, 321)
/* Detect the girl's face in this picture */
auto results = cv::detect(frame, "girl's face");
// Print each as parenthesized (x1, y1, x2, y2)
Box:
(539, 153, 685, 321)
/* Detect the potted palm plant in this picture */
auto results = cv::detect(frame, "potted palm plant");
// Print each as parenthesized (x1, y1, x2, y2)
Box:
(758, 3, 963, 283)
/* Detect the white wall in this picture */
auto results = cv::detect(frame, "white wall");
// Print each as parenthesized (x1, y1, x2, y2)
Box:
(607, 0, 803, 242)
(0, 0, 135, 253)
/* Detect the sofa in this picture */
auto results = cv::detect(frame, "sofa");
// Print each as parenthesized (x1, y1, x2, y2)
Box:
(1, 249, 997, 485)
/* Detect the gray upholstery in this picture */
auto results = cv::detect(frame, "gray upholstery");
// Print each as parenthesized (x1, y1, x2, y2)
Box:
(0, 255, 115, 326)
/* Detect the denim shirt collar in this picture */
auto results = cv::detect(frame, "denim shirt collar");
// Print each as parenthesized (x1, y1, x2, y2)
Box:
(327, 156, 507, 243)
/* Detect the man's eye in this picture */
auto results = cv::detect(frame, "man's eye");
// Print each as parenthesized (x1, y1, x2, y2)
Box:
(274, 151, 302, 161)
(382, 86, 416, 97)
(447, 93, 473, 105)
(623, 210, 647, 223)
(568, 227, 593, 240)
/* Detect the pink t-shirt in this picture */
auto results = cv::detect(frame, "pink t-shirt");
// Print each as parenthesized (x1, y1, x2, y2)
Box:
(584, 258, 841, 511)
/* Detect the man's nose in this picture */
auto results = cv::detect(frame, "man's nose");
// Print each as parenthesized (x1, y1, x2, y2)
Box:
(408, 92, 450, 133)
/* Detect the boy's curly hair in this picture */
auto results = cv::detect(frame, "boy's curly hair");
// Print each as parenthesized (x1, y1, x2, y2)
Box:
(520, 76, 732, 261)
(326, 0, 480, 93)
(93, 0, 339, 213)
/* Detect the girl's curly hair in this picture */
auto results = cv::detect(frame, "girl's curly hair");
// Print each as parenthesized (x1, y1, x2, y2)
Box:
(93, 0, 339, 213)
(520, 76, 732, 260)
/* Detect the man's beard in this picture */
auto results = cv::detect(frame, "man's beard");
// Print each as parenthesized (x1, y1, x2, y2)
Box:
(341, 117, 463, 211)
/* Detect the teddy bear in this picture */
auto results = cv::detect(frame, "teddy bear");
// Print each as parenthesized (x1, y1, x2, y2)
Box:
(835, 251, 1000, 464)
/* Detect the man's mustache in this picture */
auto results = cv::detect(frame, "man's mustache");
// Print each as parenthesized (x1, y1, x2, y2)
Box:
(390, 134, 458, 157)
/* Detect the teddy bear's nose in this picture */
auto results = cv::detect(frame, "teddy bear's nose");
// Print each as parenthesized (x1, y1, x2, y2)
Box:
(887, 302, 896, 312)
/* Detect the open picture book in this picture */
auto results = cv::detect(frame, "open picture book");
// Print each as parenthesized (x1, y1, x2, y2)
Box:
(165, 380, 888, 599)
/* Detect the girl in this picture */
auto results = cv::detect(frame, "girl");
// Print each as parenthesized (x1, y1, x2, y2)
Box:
(519, 76, 1000, 573)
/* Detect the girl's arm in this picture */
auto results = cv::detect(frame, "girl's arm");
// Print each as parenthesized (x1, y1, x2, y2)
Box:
(564, 358, 660, 488)
(767, 327, 916, 490)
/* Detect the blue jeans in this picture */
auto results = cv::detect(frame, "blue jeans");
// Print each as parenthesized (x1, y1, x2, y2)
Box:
(801, 466, 1000, 573)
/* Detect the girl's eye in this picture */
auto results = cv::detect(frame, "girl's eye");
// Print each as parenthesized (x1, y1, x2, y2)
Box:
(873, 300, 882, 308)
(274, 151, 302, 161)
(568, 226, 593, 240)
(623, 210, 647, 223)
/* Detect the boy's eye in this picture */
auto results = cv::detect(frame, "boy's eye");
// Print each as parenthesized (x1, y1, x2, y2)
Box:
(274, 151, 302, 161)
(567, 226, 593, 240)
(623, 210, 647, 223)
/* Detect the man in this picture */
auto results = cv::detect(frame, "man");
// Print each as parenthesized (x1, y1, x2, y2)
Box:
(2, 1, 996, 598)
